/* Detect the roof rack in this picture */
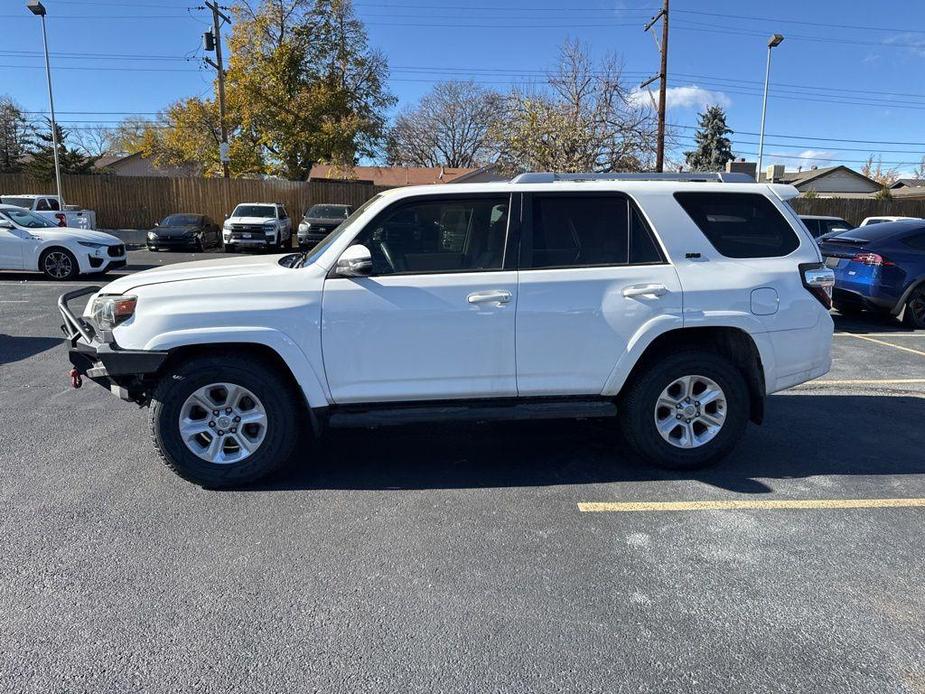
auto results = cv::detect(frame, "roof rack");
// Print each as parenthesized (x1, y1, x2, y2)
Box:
(510, 171, 755, 184)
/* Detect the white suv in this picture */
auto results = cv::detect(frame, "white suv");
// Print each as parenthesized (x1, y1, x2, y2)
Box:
(60, 173, 834, 488)
(222, 202, 292, 251)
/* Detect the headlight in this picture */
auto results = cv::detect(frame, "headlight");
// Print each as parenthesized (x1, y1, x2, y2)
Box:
(147, 231, 157, 240)
(91, 294, 137, 329)
(223, 223, 232, 231)
(78, 241, 105, 249)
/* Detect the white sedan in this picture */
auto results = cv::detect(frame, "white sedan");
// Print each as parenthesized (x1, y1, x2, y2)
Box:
(0, 204, 127, 280)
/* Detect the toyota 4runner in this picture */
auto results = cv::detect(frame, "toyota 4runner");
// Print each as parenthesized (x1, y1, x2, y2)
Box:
(60, 172, 835, 488)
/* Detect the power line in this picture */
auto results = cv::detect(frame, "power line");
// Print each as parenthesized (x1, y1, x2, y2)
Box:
(674, 8, 925, 35)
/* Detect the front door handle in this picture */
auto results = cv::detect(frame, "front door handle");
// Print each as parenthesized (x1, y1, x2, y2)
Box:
(467, 290, 512, 305)
(622, 283, 668, 298)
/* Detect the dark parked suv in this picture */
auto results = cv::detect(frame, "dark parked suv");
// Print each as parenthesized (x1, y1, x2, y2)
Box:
(298, 204, 353, 249)
(818, 220, 925, 327)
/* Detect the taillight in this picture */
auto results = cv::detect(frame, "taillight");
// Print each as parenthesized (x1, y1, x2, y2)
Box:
(799, 262, 835, 309)
(54, 213, 66, 227)
(851, 251, 893, 266)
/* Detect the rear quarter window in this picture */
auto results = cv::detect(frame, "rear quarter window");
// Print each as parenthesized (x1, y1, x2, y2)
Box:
(674, 192, 800, 258)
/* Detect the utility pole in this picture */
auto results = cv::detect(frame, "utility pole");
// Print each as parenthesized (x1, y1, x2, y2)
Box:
(204, 1, 231, 178)
(642, 0, 669, 172)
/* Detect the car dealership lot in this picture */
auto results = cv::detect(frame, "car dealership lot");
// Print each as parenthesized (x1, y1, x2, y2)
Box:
(1, 251, 923, 693)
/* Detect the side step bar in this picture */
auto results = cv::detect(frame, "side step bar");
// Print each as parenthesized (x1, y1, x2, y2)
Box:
(325, 397, 617, 429)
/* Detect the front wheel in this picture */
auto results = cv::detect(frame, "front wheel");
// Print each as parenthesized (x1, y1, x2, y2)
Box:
(40, 247, 79, 280)
(150, 356, 301, 488)
(619, 351, 750, 470)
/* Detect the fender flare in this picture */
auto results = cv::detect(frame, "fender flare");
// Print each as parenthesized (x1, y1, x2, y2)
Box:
(601, 313, 775, 396)
(892, 276, 925, 316)
(142, 326, 331, 408)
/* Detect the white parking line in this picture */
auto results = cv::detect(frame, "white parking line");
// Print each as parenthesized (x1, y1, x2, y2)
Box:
(835, 332, 925, 339)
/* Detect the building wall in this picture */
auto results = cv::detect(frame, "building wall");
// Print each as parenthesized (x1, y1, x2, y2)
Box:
(798, 170, 880, 194)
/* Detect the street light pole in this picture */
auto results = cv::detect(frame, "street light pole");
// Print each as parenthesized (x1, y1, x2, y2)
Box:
(28, 1, 64, 206)
(756, 33, 784, 182)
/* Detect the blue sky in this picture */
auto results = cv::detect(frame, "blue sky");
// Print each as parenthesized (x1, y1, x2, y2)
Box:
(2, 0, 925, 173)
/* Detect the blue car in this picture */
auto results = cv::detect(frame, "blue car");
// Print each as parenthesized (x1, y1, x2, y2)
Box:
(817, 220, 925, 328)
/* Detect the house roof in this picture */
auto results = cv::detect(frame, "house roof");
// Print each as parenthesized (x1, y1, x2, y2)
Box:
(770, 165, 880, 189)
(891, 178, 925, 189)
(309, 165, 479, 187)
(93, 152, 140, 169)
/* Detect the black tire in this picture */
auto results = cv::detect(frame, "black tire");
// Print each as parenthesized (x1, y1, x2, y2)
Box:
(903, 285, 925, 329)
(225, 244, 236, 253)
(619, 351, 750, 470)
(150, 355, 301, 488)
(833, 301, 864, 316)
(39, 247, 79, 281)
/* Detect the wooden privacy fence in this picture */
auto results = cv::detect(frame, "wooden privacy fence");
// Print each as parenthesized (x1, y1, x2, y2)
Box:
(790, 198, 925, 227)
(0, 173, 388, 229)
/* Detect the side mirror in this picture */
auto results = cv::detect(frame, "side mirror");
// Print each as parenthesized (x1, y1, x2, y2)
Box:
(335, 244, 373, 277)
(154, 222, 159, 227)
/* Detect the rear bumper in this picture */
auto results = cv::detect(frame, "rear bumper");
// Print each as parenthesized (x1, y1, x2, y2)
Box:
(761, 312, 834, 394)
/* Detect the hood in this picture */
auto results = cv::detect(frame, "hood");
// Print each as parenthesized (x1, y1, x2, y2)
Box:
(32, 227, 121, 245)
(305, 216, 344, 226)
(98, 252, 293, 294)
(149, 224, 199, 237)
(226, 216, 275, 225)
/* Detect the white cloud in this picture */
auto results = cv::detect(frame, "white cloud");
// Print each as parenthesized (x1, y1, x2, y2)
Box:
(629, 85, 731, 111)
(765, 149, 835, 170)
(883, 33, 925, 58)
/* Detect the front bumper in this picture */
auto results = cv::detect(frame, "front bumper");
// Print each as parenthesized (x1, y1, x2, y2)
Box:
(148, 236, 199, 249)
(59, 286, 168, 401)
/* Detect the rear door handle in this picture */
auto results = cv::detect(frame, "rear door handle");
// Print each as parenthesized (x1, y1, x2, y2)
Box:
(467, 290, 512, 304)
(622, 283, 668, 298)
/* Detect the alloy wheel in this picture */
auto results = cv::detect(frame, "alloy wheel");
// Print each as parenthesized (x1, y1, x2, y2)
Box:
(654, 375, 727, 449)
(44, 251, 73, 279)
(178, 383, 268, 464)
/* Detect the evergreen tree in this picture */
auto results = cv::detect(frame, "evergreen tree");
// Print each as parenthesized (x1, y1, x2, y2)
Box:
(25, 120, 97, 178)
(0, 95, 31, 173)
(684, 105, 734, 171)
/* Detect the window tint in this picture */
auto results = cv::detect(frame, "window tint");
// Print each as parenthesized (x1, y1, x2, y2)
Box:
(46, 198, 60, 211)
(354, 196, 509, 275)
(36, 198, 50, 211)
(629, 206, 663, 263)
(527, 196, 629, 268)
(674, 192, 800, 258)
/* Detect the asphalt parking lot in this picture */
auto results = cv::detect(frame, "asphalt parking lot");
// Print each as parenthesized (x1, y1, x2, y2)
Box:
(1, 250, 923, 693)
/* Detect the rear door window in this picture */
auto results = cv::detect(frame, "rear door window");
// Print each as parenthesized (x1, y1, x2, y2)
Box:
(674, 192, 800, 258)
(801, 219, 820, 237)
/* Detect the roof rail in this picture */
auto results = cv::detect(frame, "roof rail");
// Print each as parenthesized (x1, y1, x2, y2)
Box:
(509, 171, 755, 184)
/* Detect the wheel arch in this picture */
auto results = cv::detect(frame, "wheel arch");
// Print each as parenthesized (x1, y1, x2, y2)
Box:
(611, 326, 768, 425)
(894, 275, 925, 316)
(37, 244, 77, 273)
(145, 330, 330, 410)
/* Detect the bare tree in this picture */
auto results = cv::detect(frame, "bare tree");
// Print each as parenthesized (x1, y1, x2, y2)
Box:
(862, 154, 901, 187)
(72, 123, 116, 158)
(0, 95, 32, 172)
(493, 40, 658, 174)
(913, 156, 925, 180)
(386, 81, 504, 168)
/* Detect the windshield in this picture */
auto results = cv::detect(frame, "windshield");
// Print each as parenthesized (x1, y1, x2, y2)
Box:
(162, 214, 202, 226)
(0, 208, 56, 229)
(306, 205, 351, 220)
(297, 195, 382, 268)
(232, 205, 275, 218)
(0, 197, 34, 208)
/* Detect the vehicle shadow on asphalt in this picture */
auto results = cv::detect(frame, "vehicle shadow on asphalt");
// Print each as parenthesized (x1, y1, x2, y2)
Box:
(0, 334, 62, 365)
(246, 394, 925, 494)
(833, 311, 916, 334)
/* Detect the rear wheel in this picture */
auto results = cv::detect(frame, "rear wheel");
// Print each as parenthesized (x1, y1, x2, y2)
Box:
(150, 356, 301, 488)
(619, 351, 750, 470)
(39, 247, 79, 280)
(903, 286, 925, 329)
